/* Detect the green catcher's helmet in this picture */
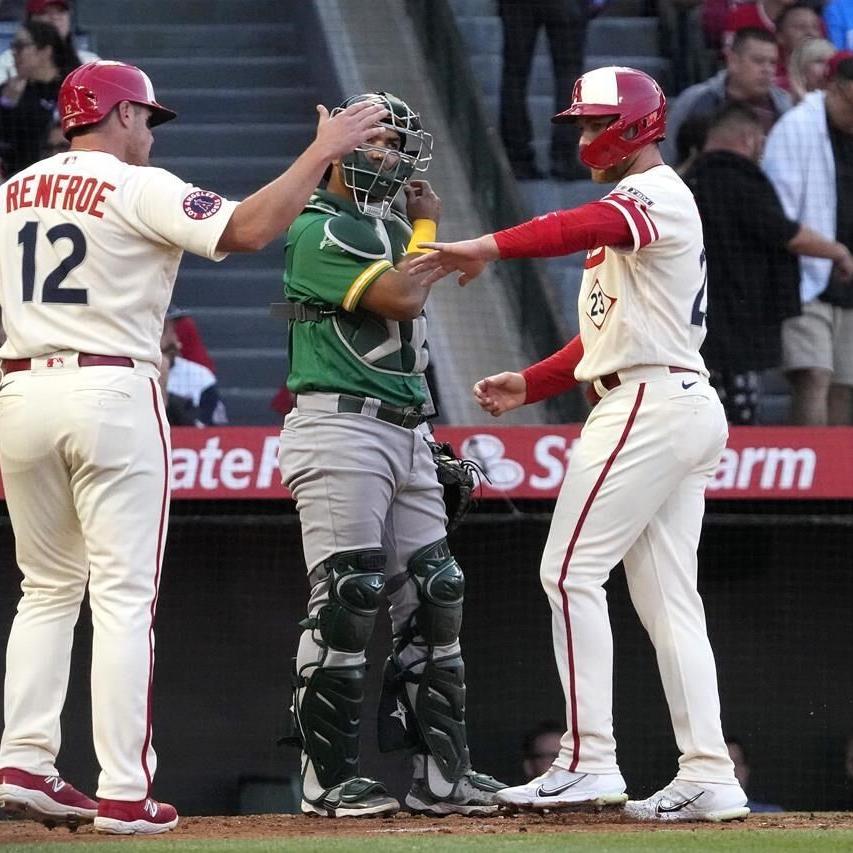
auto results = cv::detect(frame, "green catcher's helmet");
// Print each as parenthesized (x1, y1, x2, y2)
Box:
(331, 91, 433, 218)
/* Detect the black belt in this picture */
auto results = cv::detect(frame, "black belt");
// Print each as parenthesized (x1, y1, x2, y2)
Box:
(270, 302, 337, 323)
(335, 394, 427, 429)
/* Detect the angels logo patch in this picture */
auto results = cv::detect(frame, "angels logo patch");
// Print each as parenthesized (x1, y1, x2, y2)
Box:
(183, 190, 222, 220)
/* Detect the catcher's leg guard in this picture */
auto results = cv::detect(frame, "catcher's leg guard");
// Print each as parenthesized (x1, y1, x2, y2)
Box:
(296, 663, 364, 789)
(378, 540, 469, 778)
(289, 549, 394, 810)
(310, 549, 386, 654)
(379, 540, 506, 812)
(407, 539, 464, 646)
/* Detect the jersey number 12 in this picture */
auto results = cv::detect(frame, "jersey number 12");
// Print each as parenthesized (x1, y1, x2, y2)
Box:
(18, 221, 88, 305)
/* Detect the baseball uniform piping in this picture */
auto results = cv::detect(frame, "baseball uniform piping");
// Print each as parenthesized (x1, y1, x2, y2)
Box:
(557, 382, 646, 771)
(141, 378, 170, 792)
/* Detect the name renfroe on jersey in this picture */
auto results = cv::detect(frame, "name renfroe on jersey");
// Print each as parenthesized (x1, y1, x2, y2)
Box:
(0, 151, 238, 367)
(575, 164, 709, 382)
(5, 173, 116, 218)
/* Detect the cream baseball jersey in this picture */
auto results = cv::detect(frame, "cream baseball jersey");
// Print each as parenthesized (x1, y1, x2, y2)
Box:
(0, 150, 238, 365)
(574, 164, 709, 382)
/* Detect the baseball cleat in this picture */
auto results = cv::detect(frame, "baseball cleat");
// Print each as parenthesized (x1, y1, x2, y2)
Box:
(496, 766, 627, 811)
(301, 777, 399, 818)
(94, 797, 179, 834)
(0, 767, 97, 827)
(406, 769, 506, 816)
(624, 780, 750, 822)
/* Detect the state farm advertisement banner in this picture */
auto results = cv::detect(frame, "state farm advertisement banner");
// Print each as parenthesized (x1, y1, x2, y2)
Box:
(0, 426, 848, 501)
(113, 425, 853, 500)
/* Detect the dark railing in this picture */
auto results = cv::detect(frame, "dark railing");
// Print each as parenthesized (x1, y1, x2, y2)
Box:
(406, 0, 580, 420)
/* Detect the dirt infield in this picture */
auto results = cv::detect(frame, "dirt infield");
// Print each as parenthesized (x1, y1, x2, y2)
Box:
(1, 810, 852, 843)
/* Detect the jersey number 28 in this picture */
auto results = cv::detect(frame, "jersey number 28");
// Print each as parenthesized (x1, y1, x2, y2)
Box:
(18, 221, 88, 305)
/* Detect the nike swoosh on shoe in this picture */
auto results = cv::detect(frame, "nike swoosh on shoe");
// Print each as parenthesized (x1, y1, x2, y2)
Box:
(536, 775, 587, 797)
(656, 792, 704, 813)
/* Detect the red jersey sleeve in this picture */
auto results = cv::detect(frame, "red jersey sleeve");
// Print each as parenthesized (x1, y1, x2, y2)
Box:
(493, 201, 633, 259)
(521, 335, 584, 404)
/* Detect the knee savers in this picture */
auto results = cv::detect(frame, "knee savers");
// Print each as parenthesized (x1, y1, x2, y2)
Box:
(314, 549, 385, 653)
(408, 539, 464, 646)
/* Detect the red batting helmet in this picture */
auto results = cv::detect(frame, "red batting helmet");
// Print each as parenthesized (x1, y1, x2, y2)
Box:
(552, 66, 666, 170)
(59, 60, 177, 138)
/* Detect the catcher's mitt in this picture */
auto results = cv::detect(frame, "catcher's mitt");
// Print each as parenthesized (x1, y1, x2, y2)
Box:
(427, 440, 479, 534)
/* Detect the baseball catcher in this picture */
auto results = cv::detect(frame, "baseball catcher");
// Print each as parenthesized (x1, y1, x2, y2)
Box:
(276, 91, 504, 818)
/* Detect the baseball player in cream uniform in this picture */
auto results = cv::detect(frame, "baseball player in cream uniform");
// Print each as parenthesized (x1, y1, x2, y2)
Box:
(0, 60, 386, 834)
(412, 67, 750, 822)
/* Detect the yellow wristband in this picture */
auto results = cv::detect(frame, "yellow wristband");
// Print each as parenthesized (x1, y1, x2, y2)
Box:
(406, 219, 437, 255)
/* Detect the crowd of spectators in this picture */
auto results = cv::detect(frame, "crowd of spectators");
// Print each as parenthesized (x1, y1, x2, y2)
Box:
(0, 1, 96, 179)
(494, 1, 853, 423)
(0, 2, 233, 427)
(635, 1, 853, 424)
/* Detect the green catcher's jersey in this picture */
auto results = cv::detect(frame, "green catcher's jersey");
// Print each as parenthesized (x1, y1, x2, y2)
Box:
(284, 189, 429, 407)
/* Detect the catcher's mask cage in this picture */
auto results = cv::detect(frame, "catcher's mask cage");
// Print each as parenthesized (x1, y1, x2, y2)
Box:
(332, 91, 433, 219)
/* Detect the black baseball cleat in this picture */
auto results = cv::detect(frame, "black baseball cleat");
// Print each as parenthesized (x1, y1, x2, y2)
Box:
(302, 777, 399, 818)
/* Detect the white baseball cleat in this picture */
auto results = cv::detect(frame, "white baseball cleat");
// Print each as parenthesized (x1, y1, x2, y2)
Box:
(496, 766, 627, 810)
(624, 780, 750, 822)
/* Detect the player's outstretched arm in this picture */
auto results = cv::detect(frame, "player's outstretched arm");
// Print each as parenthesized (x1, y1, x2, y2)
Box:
(355, 180, 443, 321)
(409, 235, 500, 287)
(473, 372, 527, 417)
(216, 101, 388, 253)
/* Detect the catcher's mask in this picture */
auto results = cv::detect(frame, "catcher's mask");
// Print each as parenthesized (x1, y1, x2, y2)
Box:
(332, 91, 432, 219)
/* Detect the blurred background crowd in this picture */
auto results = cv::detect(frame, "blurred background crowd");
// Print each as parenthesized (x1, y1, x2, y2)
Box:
(0, 0, 851, 429)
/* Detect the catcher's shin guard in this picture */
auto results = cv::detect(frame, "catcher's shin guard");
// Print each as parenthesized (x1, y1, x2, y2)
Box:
(378, 539, 470, 781)
(378, 650, 471, 781)
(295, 662, 366, 790)
(287, 549, 386, 791)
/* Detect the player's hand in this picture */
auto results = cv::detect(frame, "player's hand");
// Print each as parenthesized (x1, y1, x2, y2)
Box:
(408, 235, 500, 287)
(313, 101, 389, 162)
(404, 180, 441, 224)
(473, 372, 527, 417)
(833, 245, 853, 284)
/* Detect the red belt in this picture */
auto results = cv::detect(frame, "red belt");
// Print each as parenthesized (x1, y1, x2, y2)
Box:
(1, 354, 134, 374)
(586, 366, 697, 406)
